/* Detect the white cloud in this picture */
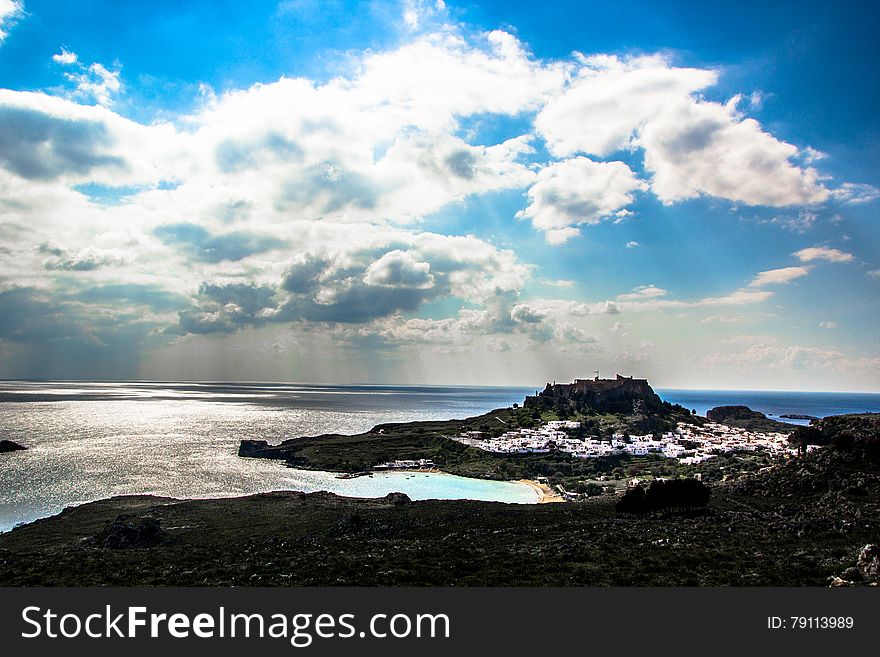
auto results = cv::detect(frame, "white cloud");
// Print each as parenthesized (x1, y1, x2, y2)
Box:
(639, 94, 827, 206)
(0, 0, 23, 43)
(625, 240, 639, 248)
(867, 269, 880, 279)
(705, 343, 844, 370)
(758, 209, 818, 233)
(0, 21, 866, 370)
(66, 62, 122, 107)
(818, 321, 838, 329)
(536, 54, 828, 208)
(486, 337, 512, 352)
(831, 182, 880, 205)
(616, 284, 667, 301)
(401, 0, 448, 30)
(363, 249, 435, 289)
(539, 278, 575, 288)
(701, 314, 744, 324)
(748, 266, 810, 288)
(697, 289, 774, 307)
(536, 54, 715, 157)
(52, 48, 78, 65)
(615, 286, 773, 312)
(516, 156, 646, 243)
(793, 246, 854, 263)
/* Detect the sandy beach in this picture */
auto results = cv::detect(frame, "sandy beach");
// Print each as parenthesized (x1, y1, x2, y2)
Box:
(518, 479, 564, 503)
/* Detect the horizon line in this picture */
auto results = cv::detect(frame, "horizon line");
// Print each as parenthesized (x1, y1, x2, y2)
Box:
(0, 378, 878, 395)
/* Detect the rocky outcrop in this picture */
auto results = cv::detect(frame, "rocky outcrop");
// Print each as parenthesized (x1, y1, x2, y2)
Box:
(0, 439, 26, 453)
(525, 375, 663, 415)
(829, 544, 879, 586)
(238, 439, 297, 459)
(382, 492, 412, 505)
(92, 515, 164, 549)
(706, 406, 793, 432)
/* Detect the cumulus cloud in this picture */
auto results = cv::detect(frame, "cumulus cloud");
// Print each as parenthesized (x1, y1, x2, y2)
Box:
(52, 48, 78, 65)
(0, 90, 179, 185)
(818, 321, 838, 329)
(639, 94, 827, 206)
(176, 283, 277, 334)
(364, 250, 435, 289)
(0, 101, 124, 181)
(42, 245, 129, 271)
(793, 246, 855, 263)
(0, 20, 867, 375)
(748, 266, 810, 288)
(625, 241, 639, 248)
(537, 54, 715, 157)
(0, 0, 22, 43)
(516, 156, 646, 243)
(536, 54, 828, 207)
(154, 223, 286, 263)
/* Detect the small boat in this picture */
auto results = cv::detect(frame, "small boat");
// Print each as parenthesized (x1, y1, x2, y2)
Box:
(335, 471, 372, 479)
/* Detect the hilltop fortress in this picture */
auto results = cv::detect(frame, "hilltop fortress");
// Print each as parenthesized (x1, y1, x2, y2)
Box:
(524, 374, 664, 415)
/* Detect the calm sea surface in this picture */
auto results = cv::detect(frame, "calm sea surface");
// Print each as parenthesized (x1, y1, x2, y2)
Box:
(0, 381, 537, 531)
(657, 388, 880, 425)
(2, 381, 879, 531)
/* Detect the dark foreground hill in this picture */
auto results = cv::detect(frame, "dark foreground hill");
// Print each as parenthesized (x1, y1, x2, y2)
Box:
(1, 414, 876, 586)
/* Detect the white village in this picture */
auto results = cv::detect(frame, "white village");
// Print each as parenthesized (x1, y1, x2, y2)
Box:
(451, 419, 796, 464)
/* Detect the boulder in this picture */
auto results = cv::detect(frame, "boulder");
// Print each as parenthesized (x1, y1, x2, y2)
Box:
(95, 515, 164, 549)
(382, 492, 412, 505)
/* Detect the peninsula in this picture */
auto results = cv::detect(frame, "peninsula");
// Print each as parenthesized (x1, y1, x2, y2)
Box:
(239, 375, 794, 492)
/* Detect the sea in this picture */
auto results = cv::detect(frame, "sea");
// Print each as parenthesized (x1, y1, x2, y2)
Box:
(1, 381, 879, 532)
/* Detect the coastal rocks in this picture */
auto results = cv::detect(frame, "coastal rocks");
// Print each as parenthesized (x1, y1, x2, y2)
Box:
(0, 439, 26, 452)
(705, 406, 792, 432)
(382, 492, 412, 505)
(238, 439, 273, 457)
(93, 515, 164, 549)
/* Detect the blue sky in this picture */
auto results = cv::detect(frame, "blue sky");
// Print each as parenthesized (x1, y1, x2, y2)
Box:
(0, 0, 877, 390)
